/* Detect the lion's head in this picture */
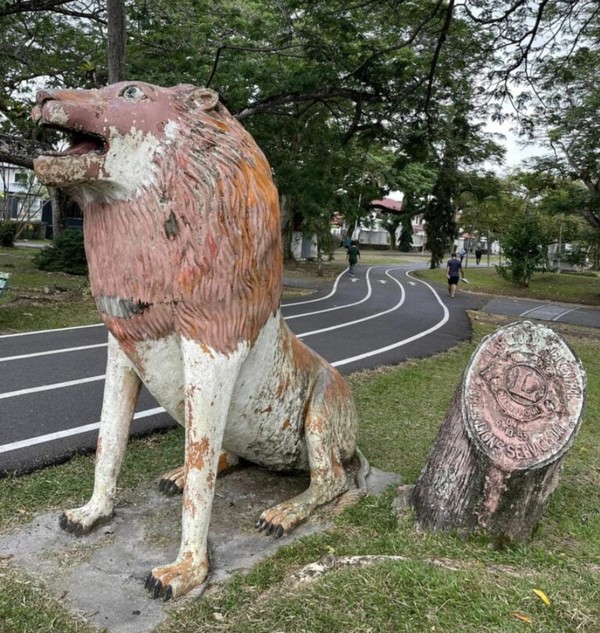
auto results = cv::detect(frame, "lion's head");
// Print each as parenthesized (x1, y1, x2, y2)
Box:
(32, 82, 283, 353)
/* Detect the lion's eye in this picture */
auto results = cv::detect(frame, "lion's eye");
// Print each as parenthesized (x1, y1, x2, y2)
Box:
(121, 85, 146, 101)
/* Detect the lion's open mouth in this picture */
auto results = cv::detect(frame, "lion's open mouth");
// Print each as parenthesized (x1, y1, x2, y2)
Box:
(39, 125, 108, 157)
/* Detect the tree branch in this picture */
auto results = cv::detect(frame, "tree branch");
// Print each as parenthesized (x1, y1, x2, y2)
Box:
(0, 133, 49, 170)
(205, 43, 312, 88)
(0, 0, 105, 21)
(341, 98, 363, 145)
(423, 0, 455, 121)
(459, 0, 527, 25)
(234, 89, 378, 121)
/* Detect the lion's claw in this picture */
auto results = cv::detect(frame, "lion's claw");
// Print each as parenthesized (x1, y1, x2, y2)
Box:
(144, 573, 155, 590)
(256, 518, 285, 538)
(145, 573, 173, 600)
(59, 513, 88, 537)
(158, 478, 182, 496)
(59, 510, 113, 537)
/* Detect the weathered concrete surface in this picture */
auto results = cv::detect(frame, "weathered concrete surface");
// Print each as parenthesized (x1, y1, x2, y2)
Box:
(0, 464, 399, 633)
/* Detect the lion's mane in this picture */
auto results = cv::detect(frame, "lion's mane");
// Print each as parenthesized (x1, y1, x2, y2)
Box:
(82, 86, 283, 354)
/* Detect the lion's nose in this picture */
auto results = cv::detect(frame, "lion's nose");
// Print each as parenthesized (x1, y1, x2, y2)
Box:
(35, 90, 55, 106)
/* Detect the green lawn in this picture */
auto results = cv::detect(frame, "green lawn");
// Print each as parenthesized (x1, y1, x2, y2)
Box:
(413, 265, 600, 306)
(0, 246, 98, 333)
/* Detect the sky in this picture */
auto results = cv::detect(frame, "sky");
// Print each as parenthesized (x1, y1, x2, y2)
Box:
(484, 119, 546, 172)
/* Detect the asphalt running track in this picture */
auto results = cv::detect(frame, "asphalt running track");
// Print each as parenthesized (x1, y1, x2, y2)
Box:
(1, 263, 598, 476)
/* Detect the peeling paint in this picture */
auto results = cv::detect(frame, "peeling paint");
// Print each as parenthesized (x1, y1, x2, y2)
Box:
(35, 82, 360, 601)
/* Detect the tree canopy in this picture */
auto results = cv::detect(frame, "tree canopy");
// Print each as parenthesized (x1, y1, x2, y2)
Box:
(0, 1, 598, 260)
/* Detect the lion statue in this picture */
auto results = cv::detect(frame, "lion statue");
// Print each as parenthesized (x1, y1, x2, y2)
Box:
(31, 81, 360, 600)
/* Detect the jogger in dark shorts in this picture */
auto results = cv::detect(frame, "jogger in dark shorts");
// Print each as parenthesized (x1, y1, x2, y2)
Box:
(446, 252, 464, 298)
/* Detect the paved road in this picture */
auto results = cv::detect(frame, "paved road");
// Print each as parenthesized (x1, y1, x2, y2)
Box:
(1, 263, 598, 476)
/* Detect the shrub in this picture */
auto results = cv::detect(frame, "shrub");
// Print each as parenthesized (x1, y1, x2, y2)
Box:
(34, 229, 88, 275)
(497, 212, 549, 287)
(0, 221, 18, 247)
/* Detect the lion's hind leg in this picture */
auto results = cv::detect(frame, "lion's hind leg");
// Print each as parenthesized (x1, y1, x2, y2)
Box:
(257, 370, 356, 537)
(158, 451, 240, 496)
(158, 466, 185, 496)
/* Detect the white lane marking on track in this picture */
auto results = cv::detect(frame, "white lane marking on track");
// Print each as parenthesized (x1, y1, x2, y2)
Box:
(0, 407, 165, 455)
(520, 303, 580, 321)
(297, 269, 404, 338)
(285, 267, 375, 320)
(0, 343, 108, 363)
(0, 265, 448, 453)
(0, 323, 104, 338)
(0, 375, 106, 400)
(552, 307, 579, 321)
(519, 304, 548, 316)
(282, 268, 348, 307)
(331, 269, 449, 367)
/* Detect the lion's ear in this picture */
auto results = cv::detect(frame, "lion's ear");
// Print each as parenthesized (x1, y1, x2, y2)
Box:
(185, 87, 219, 112)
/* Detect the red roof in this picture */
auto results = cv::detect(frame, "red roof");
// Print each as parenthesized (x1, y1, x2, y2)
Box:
(370, 197, 403, 214)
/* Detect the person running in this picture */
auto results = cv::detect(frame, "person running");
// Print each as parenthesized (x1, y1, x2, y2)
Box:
(347, 240, 360, 275)
(446, 252, 464, 298)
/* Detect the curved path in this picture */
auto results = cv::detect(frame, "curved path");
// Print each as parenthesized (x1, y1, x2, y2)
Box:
(0, 264, 482, 475)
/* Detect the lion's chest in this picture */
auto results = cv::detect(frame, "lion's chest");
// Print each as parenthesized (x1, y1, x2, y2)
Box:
(123, 317, 311, 471)
(84, 207, 182, 305)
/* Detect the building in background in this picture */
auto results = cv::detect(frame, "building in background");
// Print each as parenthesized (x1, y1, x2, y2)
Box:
(0, 163, 46, 224)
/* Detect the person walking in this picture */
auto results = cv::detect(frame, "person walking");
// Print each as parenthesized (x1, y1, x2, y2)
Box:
(347, 240, 360, 276)
(475, 247, 483, 265)
(446, 252, 464, 298)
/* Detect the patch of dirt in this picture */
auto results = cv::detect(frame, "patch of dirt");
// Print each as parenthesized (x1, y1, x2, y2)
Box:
(0, 465, 399, 633)
(2, 287, 84, 308)
(284, 258, 346, 281)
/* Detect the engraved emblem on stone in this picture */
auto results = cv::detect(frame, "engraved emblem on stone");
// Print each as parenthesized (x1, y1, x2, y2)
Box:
(464, 322, 585, 472)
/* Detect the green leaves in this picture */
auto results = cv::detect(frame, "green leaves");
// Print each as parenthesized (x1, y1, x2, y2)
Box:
(497, 212, 550, 287)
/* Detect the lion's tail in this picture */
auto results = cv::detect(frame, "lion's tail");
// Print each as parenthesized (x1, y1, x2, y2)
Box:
(354, 447, 371, 494)
(333, 447, 371, 514)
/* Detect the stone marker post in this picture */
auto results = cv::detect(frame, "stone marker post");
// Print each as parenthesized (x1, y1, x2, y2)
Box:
(410, 321, 586, 542)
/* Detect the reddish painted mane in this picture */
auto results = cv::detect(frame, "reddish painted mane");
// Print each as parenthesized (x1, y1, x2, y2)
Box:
(82, 86, 283, 354)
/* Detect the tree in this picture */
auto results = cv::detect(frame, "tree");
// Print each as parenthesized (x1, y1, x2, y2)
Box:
(107, 0, 127, 83)
(523, 42, 600, 233)
(497, 211, 550, 287)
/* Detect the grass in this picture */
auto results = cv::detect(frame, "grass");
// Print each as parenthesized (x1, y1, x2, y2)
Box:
(0, 246, 99, 333)
(414, 265, 600, 306)
(2, 246, 600, 631)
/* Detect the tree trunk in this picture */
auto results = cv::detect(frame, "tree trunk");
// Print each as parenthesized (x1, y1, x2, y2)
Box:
(51, 187, 70, 239)
(411, 321, 586, 543)
(107, 0, 127, 83)
(280, 194, 294, 260)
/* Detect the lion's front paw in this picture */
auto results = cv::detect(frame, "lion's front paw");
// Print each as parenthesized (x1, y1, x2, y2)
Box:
(257, 482, 347, 538)
(256, 499, 312, 538)
(145, 557, 209, 601)
(59, 506, 113, 537)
